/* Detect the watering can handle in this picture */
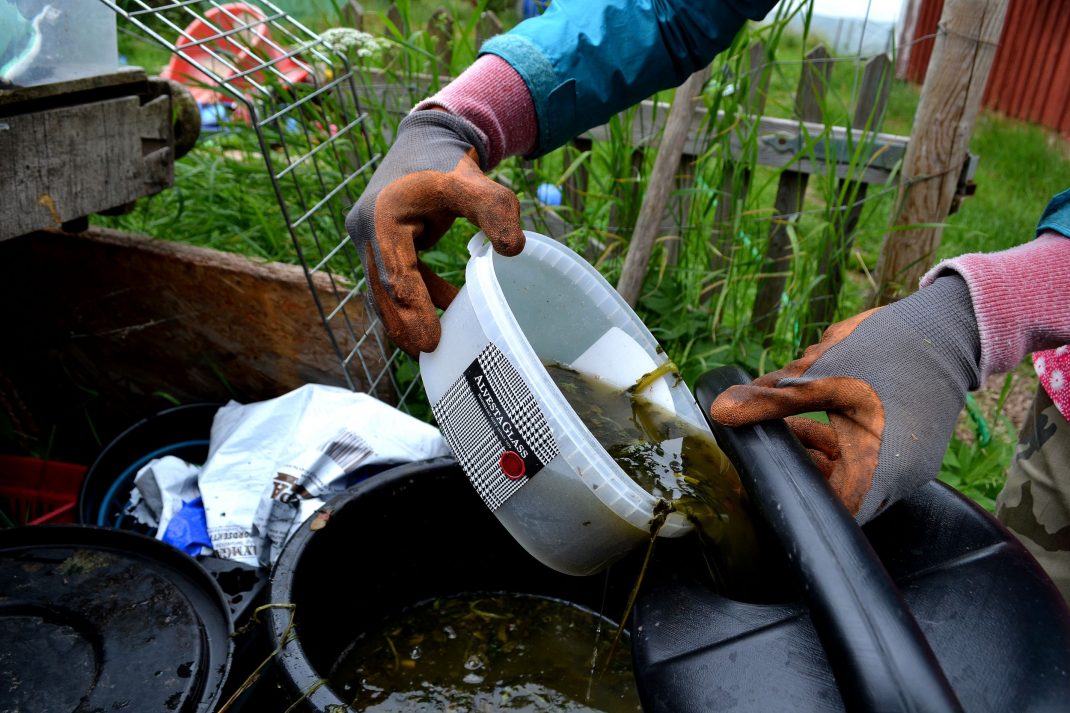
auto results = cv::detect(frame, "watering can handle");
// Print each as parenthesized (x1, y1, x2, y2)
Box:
(696, 366, 964, 713)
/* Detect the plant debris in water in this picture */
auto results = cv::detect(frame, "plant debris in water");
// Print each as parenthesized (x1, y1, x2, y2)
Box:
(546, 362, 761, 589)
(330, 593, 640, 712)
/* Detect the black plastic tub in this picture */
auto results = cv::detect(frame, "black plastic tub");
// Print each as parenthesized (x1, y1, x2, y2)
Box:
(261, 457, 645, 712)
(0, 525, 233, 713)
(78, 402, 220, 531)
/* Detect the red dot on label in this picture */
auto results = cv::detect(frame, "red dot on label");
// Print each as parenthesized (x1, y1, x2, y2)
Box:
(500, 451, 526, 479)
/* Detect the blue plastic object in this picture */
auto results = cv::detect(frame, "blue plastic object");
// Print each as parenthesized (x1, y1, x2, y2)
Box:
(163, 497, 213, 556)
(536, 182, 562, 206)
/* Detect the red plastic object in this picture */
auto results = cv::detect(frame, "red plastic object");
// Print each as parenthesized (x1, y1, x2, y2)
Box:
(160, 3, 312, 105)
(499, 451, 526, 480)
(0, 455, 87, 525)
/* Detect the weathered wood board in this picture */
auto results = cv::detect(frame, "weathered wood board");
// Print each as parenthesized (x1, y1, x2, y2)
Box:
(0, 227, 389, 461)
(353, 69, 911, 186)
(0, 74, 175, 242)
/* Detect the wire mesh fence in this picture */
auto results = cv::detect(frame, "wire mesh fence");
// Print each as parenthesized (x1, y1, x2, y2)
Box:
(99, 0, 417, 408)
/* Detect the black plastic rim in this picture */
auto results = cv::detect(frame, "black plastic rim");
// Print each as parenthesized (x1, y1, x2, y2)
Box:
(78, 402, 220, 529)
(0, 524, 234, 713)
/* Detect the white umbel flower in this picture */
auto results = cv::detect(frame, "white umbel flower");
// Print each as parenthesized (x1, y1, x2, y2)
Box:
(320, 28, 390, 57)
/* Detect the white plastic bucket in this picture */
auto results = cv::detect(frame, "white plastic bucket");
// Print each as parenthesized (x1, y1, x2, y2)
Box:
(421, 232, 715, 575)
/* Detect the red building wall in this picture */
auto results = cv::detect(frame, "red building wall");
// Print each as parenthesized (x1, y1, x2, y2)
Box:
(899, 0, 1070, 135)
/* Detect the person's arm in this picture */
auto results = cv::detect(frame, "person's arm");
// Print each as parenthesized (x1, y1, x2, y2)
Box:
(349, 0, 777, 354)
(475, 0, 775, 157)
(420, 0, 777, 165)
(711, 212, 1070, 523)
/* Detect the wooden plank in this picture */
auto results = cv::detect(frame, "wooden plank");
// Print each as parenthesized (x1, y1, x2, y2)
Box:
(4, 227, 388, 400)
(428, 7, 454, 78)
(607, 148, 646, 237)
(707, 42, 770, 275)
(563, 137, 592, 215)
(0, 227, 390, 460)
(617, 66, 710, 306)
(581, 103, 909, 185)
(872, 0, 1009, 305)
(477, 10, 503, 46)
(750, 45, 831, 338)
(808, 54, 893, 340)
(352, 68, 912, 185)
(0, 67, 146, 109)
(386, 3, 405, 34)
(0, 92, 174, 241)
(342, 0, 364, 30)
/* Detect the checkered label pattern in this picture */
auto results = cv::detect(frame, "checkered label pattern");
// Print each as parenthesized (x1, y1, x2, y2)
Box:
(432, 344, 559, 510)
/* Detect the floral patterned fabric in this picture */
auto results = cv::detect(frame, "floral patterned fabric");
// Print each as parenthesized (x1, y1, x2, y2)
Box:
(1035, 347, 1070, 420)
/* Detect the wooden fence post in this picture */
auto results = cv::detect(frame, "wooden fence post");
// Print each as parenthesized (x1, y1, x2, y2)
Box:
(386, 3, 405, 34)
(383, 2, 410, 76)
(428, 7, 453, 79)
(617, 65, 711, 306)
(807, 53, 892, 342)
(477, 10, 503, 46)
(342, 0, 364, 30)
(564, 137, 592, 215)
(871, 0, 1009, 305)
(706, 42, 771, 286)
(663, 43, 768, 269)
(749, 45, 831, 338)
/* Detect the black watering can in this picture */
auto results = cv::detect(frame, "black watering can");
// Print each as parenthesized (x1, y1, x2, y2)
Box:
(632, 366, 1070, 712)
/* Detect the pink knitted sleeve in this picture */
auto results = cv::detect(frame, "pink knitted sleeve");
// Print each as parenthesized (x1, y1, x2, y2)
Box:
(414, 55, 538, 169)
(920, 231, 1070, 381)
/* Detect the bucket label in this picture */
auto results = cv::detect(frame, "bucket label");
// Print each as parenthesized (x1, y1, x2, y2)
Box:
(432, 344, 559, 510)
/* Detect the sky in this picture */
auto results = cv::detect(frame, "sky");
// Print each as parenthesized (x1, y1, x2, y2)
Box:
(809, 0, 905, 23)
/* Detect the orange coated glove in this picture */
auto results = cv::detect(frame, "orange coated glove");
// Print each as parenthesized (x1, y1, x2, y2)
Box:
(346, 110, 524, 356)
(710, 276, 981, 523)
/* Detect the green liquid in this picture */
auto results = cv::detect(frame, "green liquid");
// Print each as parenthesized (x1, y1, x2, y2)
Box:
(330, 594, 641, 713)
(546, 363, 760, 588)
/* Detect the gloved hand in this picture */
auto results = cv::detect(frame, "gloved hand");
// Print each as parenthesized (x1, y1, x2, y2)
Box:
(346, 109, 525, 355)
(710, 276, 981, 523)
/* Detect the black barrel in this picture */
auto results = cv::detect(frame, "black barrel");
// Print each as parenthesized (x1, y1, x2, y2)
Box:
(78, 402, 219, 531)
(260, 457, 646, 712)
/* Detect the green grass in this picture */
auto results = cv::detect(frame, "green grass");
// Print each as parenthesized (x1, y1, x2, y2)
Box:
(940, 112, 1070, 258)
(99, 130, 295, 260)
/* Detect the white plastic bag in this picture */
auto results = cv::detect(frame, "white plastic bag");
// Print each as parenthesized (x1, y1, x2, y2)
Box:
(197, 385, 450, 566)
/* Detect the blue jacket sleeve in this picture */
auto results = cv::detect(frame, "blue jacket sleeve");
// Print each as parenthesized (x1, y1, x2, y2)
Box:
(480, 0, 779, 157)
(1037, 188, 1070, 238)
